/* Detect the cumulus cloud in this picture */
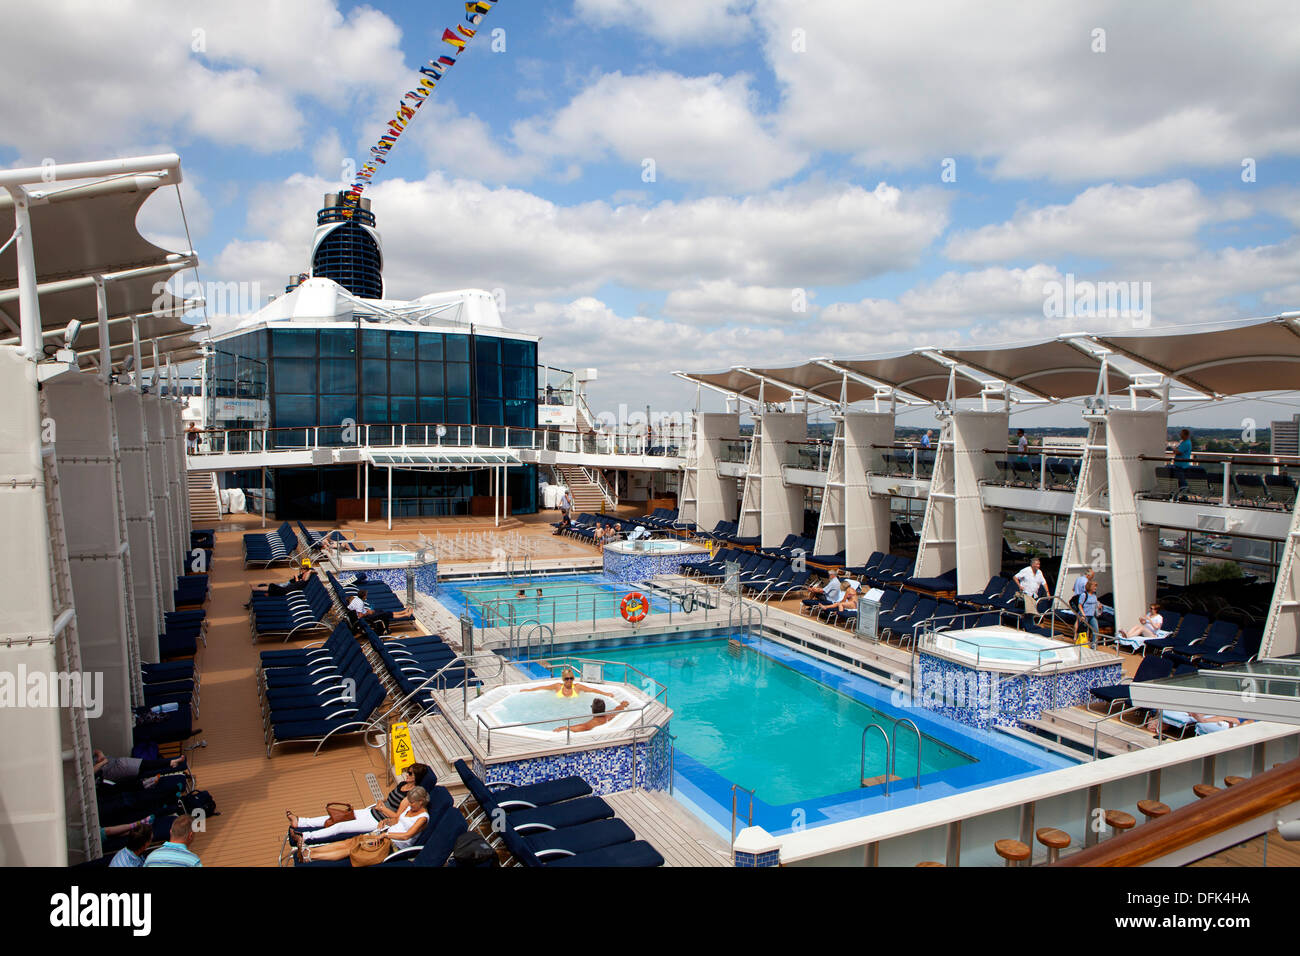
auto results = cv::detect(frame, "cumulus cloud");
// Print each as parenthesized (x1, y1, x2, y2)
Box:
(945, 181, 1253, 263)
(512, 71, 808, 191)
(0, 0, 407, 159)
(574, 0, 757, 47)
(752, 0, 1300, 181)
(208, 173, 950, 303)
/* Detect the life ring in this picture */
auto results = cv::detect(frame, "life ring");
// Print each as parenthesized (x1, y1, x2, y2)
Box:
(620, 591, 649, 624)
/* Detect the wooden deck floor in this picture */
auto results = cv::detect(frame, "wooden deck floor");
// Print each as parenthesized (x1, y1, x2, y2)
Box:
(182, 520, 391, 867)
(181, 513, 730, 867)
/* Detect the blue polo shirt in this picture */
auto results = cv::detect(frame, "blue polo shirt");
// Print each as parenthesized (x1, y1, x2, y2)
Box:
(1174, 438, 1192, 467)
(144, 841, 202, 867)
(109, 847, 143, 868)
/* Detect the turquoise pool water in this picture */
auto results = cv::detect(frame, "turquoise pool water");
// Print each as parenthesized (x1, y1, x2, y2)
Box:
(936, 630, 1066, 665)
(580, 637, 972, 805)
(454, 574, 669, 627)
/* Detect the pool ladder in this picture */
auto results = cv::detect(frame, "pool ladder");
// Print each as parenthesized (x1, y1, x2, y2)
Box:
(859, 716, 922, 795)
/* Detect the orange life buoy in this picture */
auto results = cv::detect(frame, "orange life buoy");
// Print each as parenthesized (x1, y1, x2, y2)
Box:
(620, 591, 649, 623)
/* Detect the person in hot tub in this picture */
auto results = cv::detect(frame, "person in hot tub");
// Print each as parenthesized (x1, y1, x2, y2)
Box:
(554, 696, 630, 733)
(520, 667, 616, 700)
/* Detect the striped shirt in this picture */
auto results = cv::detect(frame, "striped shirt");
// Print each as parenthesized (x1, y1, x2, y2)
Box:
(143, 841, 202, 867)
(108, 847, 143, 868)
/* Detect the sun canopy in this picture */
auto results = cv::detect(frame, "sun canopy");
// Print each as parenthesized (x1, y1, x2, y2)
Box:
(680, 314, 1300, 406)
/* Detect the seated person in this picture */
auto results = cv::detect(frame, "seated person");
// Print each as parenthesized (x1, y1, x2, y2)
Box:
(553, 697, 630, 733)
(1146, 711, 1251, 735)
(327, 535, 371, 553)
(292, 787, 432, 862)
(109, 820, 155, 867)
(802, 571, 843, 607)
(1124, 603, 1165, 641)
(93, 749, 187, 785)
(346, 589, 415, 632)
(825, 584, 860, 615)
(627, 525, 651, 542)
(244, 563, 313, 607)
(553, 513, 572, 536)
(521, 667, 615, 701)
(286, 763, 432, 844)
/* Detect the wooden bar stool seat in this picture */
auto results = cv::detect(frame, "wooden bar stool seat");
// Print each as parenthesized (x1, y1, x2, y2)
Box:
(915, 861, 945, 867)
(994, 838, 1030, 867)
(1035, 827, 1071, 864)
(1104, 809, 1136, 837)
(1193, 783, 1220, 799)
(1137, 799, 1170, 820)
(1223, 775, 1246, 787)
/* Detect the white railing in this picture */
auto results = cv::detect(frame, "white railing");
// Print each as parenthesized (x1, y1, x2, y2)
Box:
(185, 420, 692, 462)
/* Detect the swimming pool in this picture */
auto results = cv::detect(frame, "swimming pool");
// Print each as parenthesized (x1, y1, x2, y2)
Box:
(518, 632, 1075, 834)
(440, 573, 673, 627)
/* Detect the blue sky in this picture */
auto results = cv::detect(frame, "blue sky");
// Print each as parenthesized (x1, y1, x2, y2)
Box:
(2, 0, 1299, 426)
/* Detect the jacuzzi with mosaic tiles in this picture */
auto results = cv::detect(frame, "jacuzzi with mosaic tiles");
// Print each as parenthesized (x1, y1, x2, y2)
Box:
(468, 677, 650, 743)
(330, 547, 438, 597)
(602, 537, 712, 581)
(914, 625, 1123, 730)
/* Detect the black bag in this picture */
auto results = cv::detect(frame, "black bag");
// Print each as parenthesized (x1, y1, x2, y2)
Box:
(450, 832, 496, 867)
(179, 789, 218, 817)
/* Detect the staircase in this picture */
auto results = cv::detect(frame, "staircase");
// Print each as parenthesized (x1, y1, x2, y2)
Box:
(555, 463, 615, 512)
(188, 472, 222, 524)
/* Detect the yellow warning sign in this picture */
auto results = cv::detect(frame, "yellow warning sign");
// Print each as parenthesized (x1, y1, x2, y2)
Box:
(390, 721, 414, 777)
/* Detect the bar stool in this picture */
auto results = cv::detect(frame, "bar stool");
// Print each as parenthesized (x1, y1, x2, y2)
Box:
(1104, 809, 1136, 838)
(1035, 827, 1071, 864)
(1224, 775, 1246, 787)
(994, 838, 1030, 867)
(915, 861, 945, 867)
(1193, 783, 1221, 799)
(1137, 799, 1170, 821)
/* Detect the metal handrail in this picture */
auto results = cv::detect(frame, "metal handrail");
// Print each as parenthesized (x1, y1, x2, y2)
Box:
(1089, 703, 1145, 761)
(730, 783, 756, 857)
(860, 723, 891, 791)
(890, 717, 923, 791)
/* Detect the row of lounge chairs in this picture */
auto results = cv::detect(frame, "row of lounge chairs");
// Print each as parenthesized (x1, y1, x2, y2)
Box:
(456, 761, 664, 867)
(638, 507, 693, 531)
(1152, 466, 1297, 509)
(258, 620, 388, 757)
(992, 456, 1081, 489)
(680, 547, 810, 598)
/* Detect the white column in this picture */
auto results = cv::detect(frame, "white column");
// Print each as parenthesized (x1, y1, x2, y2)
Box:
(0, 348, 69, 863)
(816, 411, 894, 566)
(44, 372, 134, 753)
(913, 418, 955, 578)
(1104, 409, 1165, 630)
(756, 412, 808, 548)
(951, 410, 1009, 594)
(113, 386, 161, 658)
(691, 412, 740, 532)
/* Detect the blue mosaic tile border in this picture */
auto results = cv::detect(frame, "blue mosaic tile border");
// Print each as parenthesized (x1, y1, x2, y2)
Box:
(341, 562, 438, 601)
(475, 729, 672, 795)
(734, 849, 780, 868)
(602, 548, 712, 583)
(915, 652, 1123, 729)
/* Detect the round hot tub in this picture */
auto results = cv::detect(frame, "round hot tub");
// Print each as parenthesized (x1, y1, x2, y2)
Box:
(468, 679, 649, 742)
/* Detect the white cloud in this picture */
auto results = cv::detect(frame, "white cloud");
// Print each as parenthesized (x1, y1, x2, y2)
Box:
(664, 280, 815, 323)
(0, 0, 407, 159)
(512, 71, 807, 191)
(209, 173, 950, 303)
(945, 181, 1252, 263)
(753, 0, 1300, 181)
(574, 0, 756, 47)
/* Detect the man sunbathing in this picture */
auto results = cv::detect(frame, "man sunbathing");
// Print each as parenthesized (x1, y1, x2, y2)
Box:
(553, 697, 630, 733)
(1145, 711, 1250, 734)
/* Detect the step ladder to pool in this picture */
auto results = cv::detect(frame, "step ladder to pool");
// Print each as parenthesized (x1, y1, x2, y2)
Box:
(860, 716, 923, 795)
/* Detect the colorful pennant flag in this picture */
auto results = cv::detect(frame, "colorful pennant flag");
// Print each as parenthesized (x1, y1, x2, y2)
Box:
(341, 1, 499, 210)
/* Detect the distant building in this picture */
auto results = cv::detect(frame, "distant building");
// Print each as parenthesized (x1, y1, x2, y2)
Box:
(1272, 413, 1299, 457)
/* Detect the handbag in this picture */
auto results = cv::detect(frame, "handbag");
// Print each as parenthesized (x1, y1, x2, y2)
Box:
(348, 833, 392, 867)
(326, 802, 355, 825)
